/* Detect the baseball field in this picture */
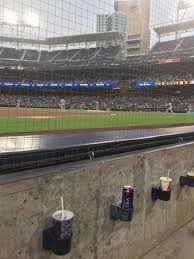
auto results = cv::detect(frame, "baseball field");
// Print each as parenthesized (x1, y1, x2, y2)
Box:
(0, 107, 194, 135)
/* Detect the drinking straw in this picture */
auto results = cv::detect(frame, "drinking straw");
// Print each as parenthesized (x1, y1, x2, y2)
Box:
(167, 170, 170, 179)
(61, 196, 64, 219)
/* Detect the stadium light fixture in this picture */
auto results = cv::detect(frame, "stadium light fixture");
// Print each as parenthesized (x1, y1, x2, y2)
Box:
(24, 12, 39, 27)
(4, 10, 18, 25)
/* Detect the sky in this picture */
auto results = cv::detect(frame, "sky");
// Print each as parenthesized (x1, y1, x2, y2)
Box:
(0, 0, 114, 39)
(1, 0, 194, 43)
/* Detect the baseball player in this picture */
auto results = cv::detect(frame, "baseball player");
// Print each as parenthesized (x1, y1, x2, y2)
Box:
(60, 98, 66, 111)
(166, 103, 174, 114)
(188, 105, 193, 114)
(16, 98, 21, 109)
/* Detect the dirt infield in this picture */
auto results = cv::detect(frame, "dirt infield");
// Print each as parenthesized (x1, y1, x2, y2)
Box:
(0, 107, 110, 118)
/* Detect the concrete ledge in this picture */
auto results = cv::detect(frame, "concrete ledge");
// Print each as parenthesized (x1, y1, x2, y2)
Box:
(1, 142, 194, 259)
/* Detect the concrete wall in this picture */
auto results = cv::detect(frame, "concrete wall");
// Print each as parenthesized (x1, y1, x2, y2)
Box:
(1, 142, 194, 259)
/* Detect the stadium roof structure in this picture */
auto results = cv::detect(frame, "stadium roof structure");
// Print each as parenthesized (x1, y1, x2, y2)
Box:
(153, 19, 194, 36)
(0, 32, 123, 46)
(47, 32, 123, 45)
(0, 36, 45, 45)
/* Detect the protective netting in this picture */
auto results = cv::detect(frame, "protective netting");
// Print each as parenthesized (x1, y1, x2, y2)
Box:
(0, 0, 194, 172)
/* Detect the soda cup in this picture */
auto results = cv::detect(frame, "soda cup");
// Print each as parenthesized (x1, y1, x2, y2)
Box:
(160, 177, 172, 192)
(187, 171, 194, 179)
(121, 185, 134, 209)
(52, 210, 74, 239)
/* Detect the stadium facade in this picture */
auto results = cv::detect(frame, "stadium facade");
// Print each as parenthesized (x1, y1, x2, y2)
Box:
(1, 0, 194, 80)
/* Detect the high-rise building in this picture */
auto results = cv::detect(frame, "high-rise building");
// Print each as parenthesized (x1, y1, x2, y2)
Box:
(127, 0, 151, 52)
(96, 12, 127, 35)
(108, 12, 127, 35)
(96, 14, 109, 33)
(96, 12, 127, 46)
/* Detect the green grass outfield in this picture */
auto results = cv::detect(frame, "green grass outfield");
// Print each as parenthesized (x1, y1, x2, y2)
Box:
(0, 108, 194, 134)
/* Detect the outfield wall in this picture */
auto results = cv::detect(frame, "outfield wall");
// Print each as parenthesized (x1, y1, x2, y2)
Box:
(1, 143, 194, 259)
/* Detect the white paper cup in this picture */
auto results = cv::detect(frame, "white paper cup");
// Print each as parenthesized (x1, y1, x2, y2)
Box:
(160, 177, 172, 191)
(187, 171, 194, 179)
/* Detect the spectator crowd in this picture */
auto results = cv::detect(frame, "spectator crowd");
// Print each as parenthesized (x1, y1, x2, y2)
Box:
(137, 72, 193, 83)
(0, 92, 194, 113)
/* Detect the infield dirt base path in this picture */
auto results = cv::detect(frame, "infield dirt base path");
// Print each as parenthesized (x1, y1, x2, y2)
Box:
(0, 107, 109, 118)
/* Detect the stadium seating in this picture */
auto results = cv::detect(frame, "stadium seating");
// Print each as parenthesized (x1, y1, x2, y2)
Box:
(95, 46, 121, 60)
(0, 48, 23, 60)
(0, 45, 123, 66)
(151, 39, 180, 52)
(71, 48, 99, 61)
(2, 33, 194, 68)
(39, 51, 55, 62)
(23, 50, 39, 61)
(150, 35, 194, 55)
(53, 50, 69, 61)
(178, 36, 194, 50)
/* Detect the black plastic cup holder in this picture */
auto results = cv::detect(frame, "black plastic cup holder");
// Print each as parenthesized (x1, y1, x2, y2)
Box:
(151, 187, 171, 201)
(180, 176, 194, 187)
(43, 227, 72, 256)
(111, 201, 133, 221)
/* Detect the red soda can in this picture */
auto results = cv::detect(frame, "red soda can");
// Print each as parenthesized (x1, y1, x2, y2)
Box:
(121, 185, 134, 209)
